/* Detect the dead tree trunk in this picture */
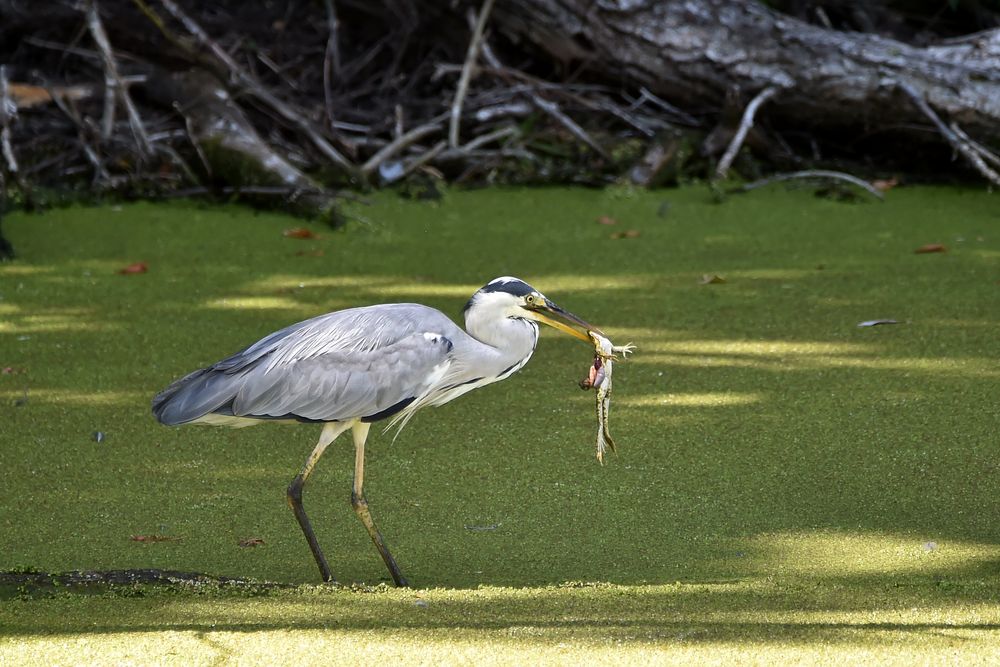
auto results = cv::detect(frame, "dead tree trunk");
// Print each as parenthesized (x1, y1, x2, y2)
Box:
(491, 0, 1000, 170)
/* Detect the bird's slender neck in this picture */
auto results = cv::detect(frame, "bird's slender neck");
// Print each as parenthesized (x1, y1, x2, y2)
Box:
(464, 310, 539, 365)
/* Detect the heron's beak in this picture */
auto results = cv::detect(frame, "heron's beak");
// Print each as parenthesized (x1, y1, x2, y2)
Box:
(526, 299, 604, 343)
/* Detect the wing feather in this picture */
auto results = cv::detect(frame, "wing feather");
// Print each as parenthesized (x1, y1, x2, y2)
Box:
(153, 303, 464, 425)
(233, 332, 453, 421)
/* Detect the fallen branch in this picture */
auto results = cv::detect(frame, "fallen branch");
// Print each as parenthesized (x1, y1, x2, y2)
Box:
(148, 0, 357, 178)
(0, 66, 20, 179)
(146, 69, 340, 221)
(714, 86, 780, 179)
(450, 0, 496, 148)
(898, 81, 1000, 187)
(948, 122, 1000, 171)
(322, 0, 342, 135)
(45, 80, 112, 185)
(85, 0, 152, 157)
(628, 87, 701, 127)
(732, 170, 885, 201)
(402, 140, 447, 180)
(361, 117, 445, 176)
(460, 124, 518, 152)
(479, 41, 609, 160)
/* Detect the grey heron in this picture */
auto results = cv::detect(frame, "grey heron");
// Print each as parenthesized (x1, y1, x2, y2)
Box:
(152, 276, 602, 586)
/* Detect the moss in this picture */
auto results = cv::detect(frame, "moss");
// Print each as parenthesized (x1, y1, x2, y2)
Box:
(1, 185, 1000, 662)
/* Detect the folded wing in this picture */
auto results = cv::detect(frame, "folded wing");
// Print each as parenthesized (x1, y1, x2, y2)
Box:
(152, 304, 458, 426)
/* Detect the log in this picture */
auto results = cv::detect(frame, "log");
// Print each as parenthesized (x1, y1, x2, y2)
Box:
(488, 0, 1000, 150)
(144, 69, 342, 223)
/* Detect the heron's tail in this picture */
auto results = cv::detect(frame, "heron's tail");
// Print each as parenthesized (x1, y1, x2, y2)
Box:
(151, 367, 241, 425)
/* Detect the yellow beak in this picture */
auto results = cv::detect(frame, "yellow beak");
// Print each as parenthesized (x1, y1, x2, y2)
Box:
(525, 299, 603, 343)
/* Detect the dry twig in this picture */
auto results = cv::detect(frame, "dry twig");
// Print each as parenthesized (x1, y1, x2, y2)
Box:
(85, 0, 152, 157)
(450, 0, 496, 148)
(150, 0, 357, 176)
(479, 41, 609, 160)
(323, 0, 342, 133)
(948, 121, 1000, 170)
(361, 116, 446, 176)
(715, 85, 779, 179)
(45, 79, 111, 185)
(0, 67, 19, 179)
(898, 81, 1000, 187)
(733, 169, 885, 200)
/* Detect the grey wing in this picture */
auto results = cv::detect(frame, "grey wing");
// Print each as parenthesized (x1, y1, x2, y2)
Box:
(152, 303, 461, 425)
(231, 331, 455, 422)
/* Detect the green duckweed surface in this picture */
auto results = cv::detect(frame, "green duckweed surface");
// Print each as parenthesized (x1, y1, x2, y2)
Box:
(1, 185, 999, 663)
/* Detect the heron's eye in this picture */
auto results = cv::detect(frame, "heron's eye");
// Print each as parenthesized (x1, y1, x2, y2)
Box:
(524, 294, 536, 306)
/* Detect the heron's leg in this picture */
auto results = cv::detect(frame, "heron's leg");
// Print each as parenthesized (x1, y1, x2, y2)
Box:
(287, 420, 352, 583)
(350, 422, 409, 587)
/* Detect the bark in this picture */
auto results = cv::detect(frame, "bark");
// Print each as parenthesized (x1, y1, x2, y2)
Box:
(491, 0, 1000, 138)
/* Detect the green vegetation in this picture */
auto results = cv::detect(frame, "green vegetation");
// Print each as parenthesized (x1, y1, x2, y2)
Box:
(2, 185, 1000, 663)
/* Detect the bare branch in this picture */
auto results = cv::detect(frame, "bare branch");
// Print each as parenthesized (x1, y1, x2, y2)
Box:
(715, 86, 780, 179)
(152, 0, 357, 176)
(460, 125, 518, 152)
(450, 0, 496, 148)
(361, 117, 445, 176)
(403, 140, 447, 180)
(479, 42, 609, 160)
(86, 0, 152, 157)
(949, 122, 1000, 170)
(323, 0, 342, 133)
(47, 85, 111, 185)
(629, 87, 701, 127)
(733, 170, 885, 201)
(898, 81, 1000, 187)
(0, 66, 20, 177)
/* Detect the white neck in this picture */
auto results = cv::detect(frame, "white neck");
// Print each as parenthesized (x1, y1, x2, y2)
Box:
(464, 297, 539, 371)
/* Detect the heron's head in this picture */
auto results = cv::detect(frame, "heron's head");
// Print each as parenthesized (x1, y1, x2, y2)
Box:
(464, 276, 602, 342)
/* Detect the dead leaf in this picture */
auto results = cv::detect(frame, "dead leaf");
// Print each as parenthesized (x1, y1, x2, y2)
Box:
(130, 534, 182, 543)
(872, 177, 899, 192)
(238, 537, 266, 548)
(283, 227, 317, 239)
(118, 261, 148, 275)
(9, 82, 93, 109)
(2, 366, 24, 375)
(699, 274, 726, 285)
(610, 229, 641, 239)
(914, 244, 946, 254)
(597, 215, 618, 225)
(294, 249, 325, 257)
(857, 319, 899, 327)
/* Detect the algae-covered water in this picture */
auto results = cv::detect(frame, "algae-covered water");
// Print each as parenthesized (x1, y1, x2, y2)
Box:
(1, 184, 999, 663)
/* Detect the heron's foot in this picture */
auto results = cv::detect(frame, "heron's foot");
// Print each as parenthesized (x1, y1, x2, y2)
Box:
(288, 475, 337, 583)
(317, 556, 336, 583)
(352, 491, 409, 588)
